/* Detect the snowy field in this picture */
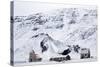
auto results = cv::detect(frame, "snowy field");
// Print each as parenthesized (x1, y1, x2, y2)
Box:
(11, 1, 97, 65)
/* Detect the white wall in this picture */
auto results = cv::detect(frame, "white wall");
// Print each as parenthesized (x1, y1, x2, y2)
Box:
(0, 0, 100, 67)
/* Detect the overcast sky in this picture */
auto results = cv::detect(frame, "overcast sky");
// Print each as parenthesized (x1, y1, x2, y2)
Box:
(14, 1, 97, 16)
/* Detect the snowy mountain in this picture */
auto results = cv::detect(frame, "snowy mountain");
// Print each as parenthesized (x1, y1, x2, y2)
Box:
(13, 8, 97, 63)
